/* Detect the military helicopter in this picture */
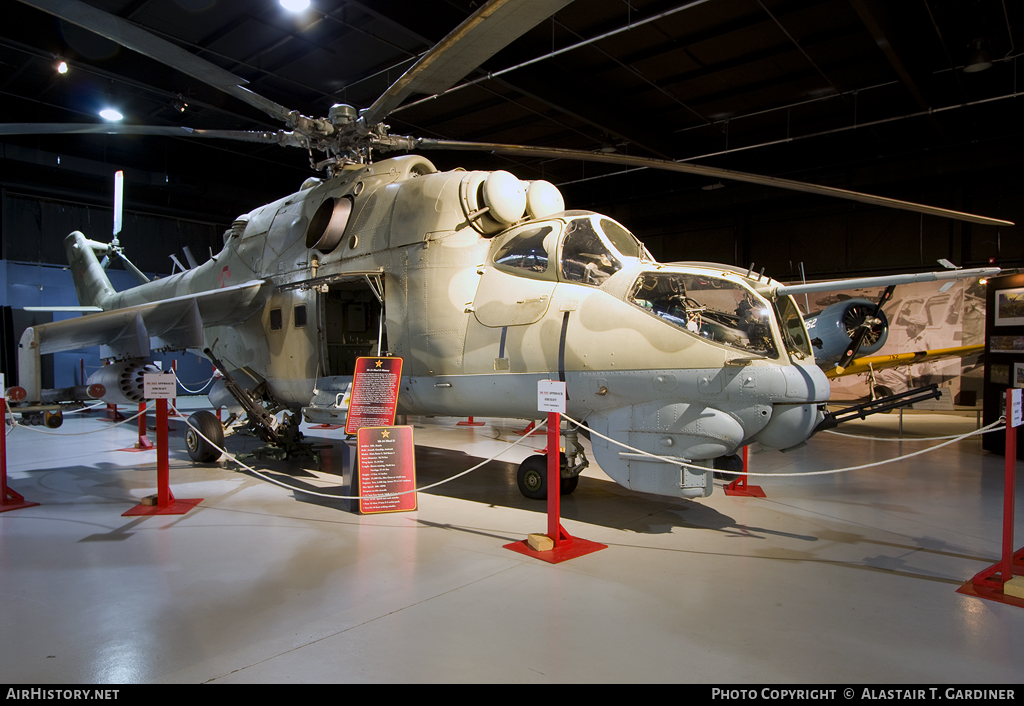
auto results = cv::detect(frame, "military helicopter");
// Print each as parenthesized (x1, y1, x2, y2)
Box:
(2, 0, 1008, 500)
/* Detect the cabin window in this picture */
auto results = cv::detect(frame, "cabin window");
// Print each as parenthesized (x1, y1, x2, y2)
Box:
(270, 308, 283, 331)
(294, 304, 308, 328)
(560, 218, 621, 286)
(629, 272, 778, 358)
(493, 225, 554, 279)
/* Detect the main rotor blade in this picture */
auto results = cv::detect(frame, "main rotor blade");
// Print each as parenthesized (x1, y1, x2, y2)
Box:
(17, 0, 295, 125)
(361, 0, 575, 127)
(414, 139, 1014, 227)
(0, 122, 290, 145)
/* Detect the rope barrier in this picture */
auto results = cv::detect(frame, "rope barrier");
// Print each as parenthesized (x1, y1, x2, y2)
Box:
(3, 395, 1008, 496)
(171, 403, 549, 501)
(6, 402, 153, 436)
(560, 412, 1006, 478)
(176, 373, 216, 395)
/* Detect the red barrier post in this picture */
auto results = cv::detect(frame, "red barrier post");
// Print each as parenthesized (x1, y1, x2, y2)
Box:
(957, 388, 1024, 606)
(0, 396, 38, 513)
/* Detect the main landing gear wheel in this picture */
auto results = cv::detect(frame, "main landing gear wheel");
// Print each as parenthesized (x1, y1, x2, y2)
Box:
(516, 453, 578, 500)
(185, 410, 224, 462)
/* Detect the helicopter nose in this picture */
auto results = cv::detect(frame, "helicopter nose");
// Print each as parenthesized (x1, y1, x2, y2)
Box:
(750, 364, 829, 450)
(754, 402, 825, 450)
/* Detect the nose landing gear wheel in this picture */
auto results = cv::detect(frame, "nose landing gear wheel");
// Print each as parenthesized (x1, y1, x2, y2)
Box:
(185, 410, 224, 462)
(516, 453, 577, 499)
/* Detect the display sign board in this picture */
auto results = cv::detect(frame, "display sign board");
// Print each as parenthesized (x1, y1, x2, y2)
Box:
(143, 372, 177, 400)
(356, 426, 417, 514)
(1012, 388, 1023, 428)
(538, 379, 566, 413)
(345, 357, 403, 434)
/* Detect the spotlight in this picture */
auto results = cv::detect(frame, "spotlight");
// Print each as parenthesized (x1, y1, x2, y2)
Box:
(964, 38, 993, 73)
(56, 59, 68, 75)
(280, 0, 310, 11)
(99, 108, 123, 121)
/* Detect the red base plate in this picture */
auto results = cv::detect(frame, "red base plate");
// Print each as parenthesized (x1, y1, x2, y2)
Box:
(724, 483, 766, 497)
(0, 500, 40, 513)
(956, 580, 1024, 609)
(504, 535, 607, 564)
(122, 498, 203, 516)
(956, 552, 1024, 609)
(309, 423, 344, 429)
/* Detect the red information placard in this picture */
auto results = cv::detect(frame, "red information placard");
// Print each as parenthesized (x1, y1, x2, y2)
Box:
(345, 356, 403, 434)
(356, 426, 417, 514)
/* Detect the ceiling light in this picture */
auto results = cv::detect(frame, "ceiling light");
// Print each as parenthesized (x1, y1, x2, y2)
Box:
(56, 59, 68, 75)
(280, 0, 310, 11)
(99, 108, 123, 121)
(964, 38, 993, 73)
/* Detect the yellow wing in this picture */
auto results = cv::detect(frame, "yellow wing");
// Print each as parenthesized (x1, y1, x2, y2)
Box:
(825, 344, 985, 379)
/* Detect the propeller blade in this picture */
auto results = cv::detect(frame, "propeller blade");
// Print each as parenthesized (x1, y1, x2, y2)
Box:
(834, 285, 894, 372)
(0, 123, 293, 145)
(360, 0, 575, 127)
(16, 0, 294, 125)
(112, 250, 150, 286)
(113, 171, 123, 238)
(410, 139, 1015, 227)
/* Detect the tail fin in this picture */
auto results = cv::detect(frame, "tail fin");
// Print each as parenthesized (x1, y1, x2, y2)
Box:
(65, 231, 115, 309)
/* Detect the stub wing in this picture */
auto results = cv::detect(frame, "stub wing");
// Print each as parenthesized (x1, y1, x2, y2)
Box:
(18, 280, 268, 401)
(824, 344, 985, 379)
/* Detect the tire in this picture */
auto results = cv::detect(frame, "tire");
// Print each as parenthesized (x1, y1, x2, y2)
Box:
(516, 453, 578, 499)
(185, 410, 224, 462)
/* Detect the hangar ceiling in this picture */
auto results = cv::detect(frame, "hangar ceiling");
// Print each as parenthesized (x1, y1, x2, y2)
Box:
(0, 0, 1021, 278)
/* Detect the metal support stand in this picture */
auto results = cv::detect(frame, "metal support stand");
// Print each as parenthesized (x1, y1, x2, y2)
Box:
(504, 412, 606, 563)
(0, 397, 38, 513)
(515, 420, 537, 436)
(957, 388, 1024, 607)
(457, 416, 484, 426)
(123, 399, 203, 516)
(724, 446, 765, 497)
(101, 404, 125, 422)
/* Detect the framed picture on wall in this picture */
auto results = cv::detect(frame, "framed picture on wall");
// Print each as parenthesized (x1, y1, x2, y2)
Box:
(995, 287, 1024, 326)
(1015, 362, 1024, 389)
(990, 335, 1024, 353)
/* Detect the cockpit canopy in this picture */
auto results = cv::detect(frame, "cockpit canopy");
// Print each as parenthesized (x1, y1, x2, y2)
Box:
(629, 271, 779, 358)
(491, 212, 648, 286)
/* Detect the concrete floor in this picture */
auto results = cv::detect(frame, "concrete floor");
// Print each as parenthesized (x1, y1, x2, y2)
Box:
(0, 400, 1021, 684)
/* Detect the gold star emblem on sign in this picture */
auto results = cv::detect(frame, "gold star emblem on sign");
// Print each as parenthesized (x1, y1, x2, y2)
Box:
(381, 429, 390, 438)
(375, 359, 383, 368)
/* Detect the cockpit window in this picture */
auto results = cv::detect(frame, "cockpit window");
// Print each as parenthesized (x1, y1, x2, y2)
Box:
(630, 272, 778, 358)
(493, 225, 553, 278)
(599, 218, 645, 259)
(560, 218, 621, 286)
(775, 295, 813, 359)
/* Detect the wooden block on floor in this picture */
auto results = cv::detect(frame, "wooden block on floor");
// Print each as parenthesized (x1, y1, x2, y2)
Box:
(1004, 576, 1024, 599)
(527, 533, 554, 552)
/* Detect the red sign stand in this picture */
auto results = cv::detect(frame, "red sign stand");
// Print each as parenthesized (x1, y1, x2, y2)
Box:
(0, 397, 38, 513)
(957, 388, 1024, 607)
(123, 398, 203, 517)
(504, 411, 606, 564)
(724, 446, 765, 497)
(345, 357, 403, 434)
(356, 426, 417, 514)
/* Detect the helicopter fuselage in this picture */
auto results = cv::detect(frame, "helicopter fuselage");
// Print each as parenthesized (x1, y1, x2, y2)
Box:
(55, 154, 829, 499)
